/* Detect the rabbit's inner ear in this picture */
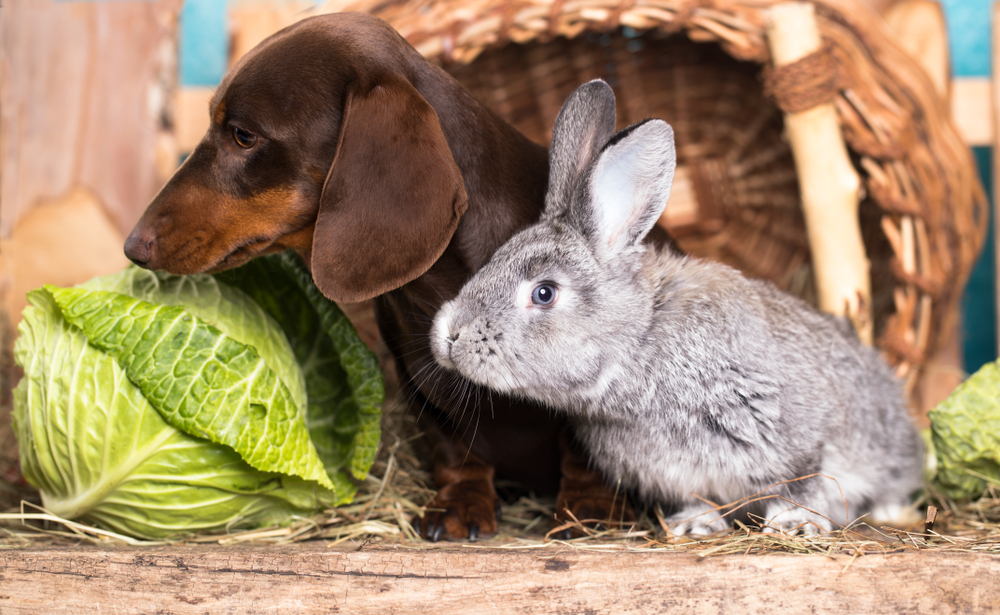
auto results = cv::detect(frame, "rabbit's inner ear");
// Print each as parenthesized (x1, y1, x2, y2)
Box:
(587, 119, 676, 256)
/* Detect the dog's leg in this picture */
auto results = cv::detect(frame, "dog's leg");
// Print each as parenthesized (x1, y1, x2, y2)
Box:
(552, 428, 635, 539)
(414, 415, 500, 542)
(374, 294, 502, 542)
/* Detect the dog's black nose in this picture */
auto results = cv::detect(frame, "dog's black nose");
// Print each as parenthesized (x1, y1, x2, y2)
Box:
(123, 232, 153, 268)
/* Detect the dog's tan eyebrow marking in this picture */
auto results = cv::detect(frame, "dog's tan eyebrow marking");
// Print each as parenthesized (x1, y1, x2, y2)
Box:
(211, 101, 227, 125)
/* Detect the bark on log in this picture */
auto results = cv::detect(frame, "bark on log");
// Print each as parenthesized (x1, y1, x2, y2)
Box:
(0, 545, 998, 614)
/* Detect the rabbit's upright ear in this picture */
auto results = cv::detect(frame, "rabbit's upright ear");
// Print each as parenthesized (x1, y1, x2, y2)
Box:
(573, 119, 675, 259)
(544, 80, 617, 218)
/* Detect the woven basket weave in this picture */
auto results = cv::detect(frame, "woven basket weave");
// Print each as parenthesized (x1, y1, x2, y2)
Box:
(360, 0, 987, 400)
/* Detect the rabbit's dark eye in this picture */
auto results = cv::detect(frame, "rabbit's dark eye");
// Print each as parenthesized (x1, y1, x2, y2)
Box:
(531, 283, 557, 306)
(233, 127, 257, 149)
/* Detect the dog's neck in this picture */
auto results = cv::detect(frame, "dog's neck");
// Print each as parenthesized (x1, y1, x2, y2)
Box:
(410, 60, 550, 280)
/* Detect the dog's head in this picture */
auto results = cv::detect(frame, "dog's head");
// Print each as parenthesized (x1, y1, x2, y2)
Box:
(124, 13, 468, 302)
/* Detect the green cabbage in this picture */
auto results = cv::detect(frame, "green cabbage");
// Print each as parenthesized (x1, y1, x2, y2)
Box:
(12, 253, 382, 538)
(929, 360, 1000, 501)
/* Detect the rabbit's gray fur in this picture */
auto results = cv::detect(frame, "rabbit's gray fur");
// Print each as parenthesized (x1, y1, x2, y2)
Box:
(431, 80, 924, 534)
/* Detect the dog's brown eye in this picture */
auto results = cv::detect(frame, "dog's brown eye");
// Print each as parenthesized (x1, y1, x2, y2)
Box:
(233, 127, 257, 149)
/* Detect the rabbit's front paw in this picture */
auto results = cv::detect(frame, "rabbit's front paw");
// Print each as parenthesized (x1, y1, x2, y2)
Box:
(869, 501, 920, 526)
(667, 506, 731, 536)
(760, 502, 833, 535)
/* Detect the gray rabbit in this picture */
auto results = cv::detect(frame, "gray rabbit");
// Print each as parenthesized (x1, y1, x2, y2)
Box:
(430, 80, 924, 535)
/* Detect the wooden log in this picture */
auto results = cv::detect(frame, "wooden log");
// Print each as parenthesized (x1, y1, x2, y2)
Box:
(0, 545, 997, 614)
(766, 2, 872, 344)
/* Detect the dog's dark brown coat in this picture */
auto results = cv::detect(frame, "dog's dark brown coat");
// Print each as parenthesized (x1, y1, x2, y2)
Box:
(125, 12, 621, 540)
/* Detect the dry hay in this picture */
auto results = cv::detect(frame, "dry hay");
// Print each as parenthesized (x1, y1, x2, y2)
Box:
(2, 382, 999, 557)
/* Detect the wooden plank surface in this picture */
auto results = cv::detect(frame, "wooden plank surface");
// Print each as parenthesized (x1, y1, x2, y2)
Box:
(0, 544, 997, 614)
(0, 0, 181, 239)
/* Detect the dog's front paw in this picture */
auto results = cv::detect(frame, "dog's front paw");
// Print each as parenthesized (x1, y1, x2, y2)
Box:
(552, 482, 635, 539)
(414, 479, 500, 542)
(552, 432, 634, 539)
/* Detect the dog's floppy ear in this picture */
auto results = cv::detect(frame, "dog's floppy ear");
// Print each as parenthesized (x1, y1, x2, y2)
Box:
(311, 74, 468, 302)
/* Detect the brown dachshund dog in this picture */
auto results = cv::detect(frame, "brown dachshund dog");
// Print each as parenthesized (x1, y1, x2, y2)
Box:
(125, 12, 630, 541)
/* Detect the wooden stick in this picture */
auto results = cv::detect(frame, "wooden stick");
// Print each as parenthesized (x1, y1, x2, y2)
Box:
(766, 2, 872, 344)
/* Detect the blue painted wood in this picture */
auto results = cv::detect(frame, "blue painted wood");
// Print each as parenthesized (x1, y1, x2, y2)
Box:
(941, 0, 991, 77)
(179, 0, 227, 87)
(939, 1, 995, 366)
(962, 148, 996, 372)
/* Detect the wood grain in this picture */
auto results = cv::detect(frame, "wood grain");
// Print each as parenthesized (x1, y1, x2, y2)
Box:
(0, 0, 181, 239)
(0, 545, 997, 614)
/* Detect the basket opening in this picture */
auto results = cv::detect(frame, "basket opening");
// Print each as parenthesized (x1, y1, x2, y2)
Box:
(447, 28, 896, 341)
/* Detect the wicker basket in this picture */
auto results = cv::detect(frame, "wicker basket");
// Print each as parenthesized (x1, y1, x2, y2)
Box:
(358, 0, 987, 402)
